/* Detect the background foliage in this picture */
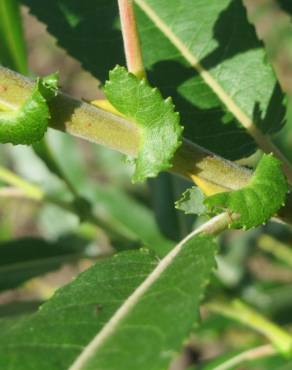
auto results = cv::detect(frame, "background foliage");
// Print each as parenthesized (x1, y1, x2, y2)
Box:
(0, 1, 292, 369)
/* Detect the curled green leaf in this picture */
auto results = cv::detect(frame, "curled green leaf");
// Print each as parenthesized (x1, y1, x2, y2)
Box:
(0, 73, 58, 145)
(104, 66, 183, 182)
(205, 154, 289, 229)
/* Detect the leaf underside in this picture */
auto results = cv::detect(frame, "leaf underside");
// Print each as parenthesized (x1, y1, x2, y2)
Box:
(0, 73, 58, 145)
(0, 237, 83, 291)
(0, 236, 217, 370)
(104, 66, 183, 182)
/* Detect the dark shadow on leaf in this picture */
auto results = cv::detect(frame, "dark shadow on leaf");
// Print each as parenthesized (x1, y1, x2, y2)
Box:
(200, 0, 261, 71)
(277, 0, 292, 15)
(23, 0, 285, 159)
(0, 235, 89, 291)
(253, 83, 286, 134)
(22, 0, 124, 82)
(148, 173, 195, 241)
(148, 60, 255, 160)
(0, 301, 43, 318)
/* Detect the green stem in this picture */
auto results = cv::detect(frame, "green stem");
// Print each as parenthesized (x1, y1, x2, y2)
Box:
(212, 344, 275, 370)
(207, 299, 292, 356)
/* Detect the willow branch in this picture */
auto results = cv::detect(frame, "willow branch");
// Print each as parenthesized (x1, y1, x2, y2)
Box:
(211, 344, 276, 370)
(258, 235, 292, 268)
(0, 65, 291, 225)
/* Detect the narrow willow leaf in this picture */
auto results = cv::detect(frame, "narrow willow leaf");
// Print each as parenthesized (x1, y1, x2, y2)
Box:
(104, 66, 183, 182)
(0, 73, 58, 145)
(69, 235, 216, 370)
(201, 346, 279, 370)
(32, 139, 71, 183)
(0, 237, 84, 291)
(0, 235, 217, 370)
(92, 182, 174, 256)
(21, 0, 125, 83)
(0, 250, 155, 369)
(205, 154, 288, 229)
(207, 299, 292, 357)
(0, 0, 28, 74)
(0, 301, 42, 318)
(176, 186, 207, 215)
(149, 173, 195, 241)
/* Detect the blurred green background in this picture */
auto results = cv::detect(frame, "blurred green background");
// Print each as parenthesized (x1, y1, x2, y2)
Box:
(0, 3, 292, 369)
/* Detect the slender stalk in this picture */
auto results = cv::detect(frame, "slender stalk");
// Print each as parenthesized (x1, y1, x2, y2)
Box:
(0, 186, 36, 199)
(212, 344, 276, 370)
(118, 0, 145, 78)
(206, 299, 292, 356)
(0, 0, 27, 74)
(0, 166, 128, 241)
(258, 234, 292, 268)
(0, 166, 44, 200)
(0, 66, 292, 224)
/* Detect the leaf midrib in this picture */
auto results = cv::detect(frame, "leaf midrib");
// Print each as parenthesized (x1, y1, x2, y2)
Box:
(68, 213, 226, 370)
(135, 0, 255, 133)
